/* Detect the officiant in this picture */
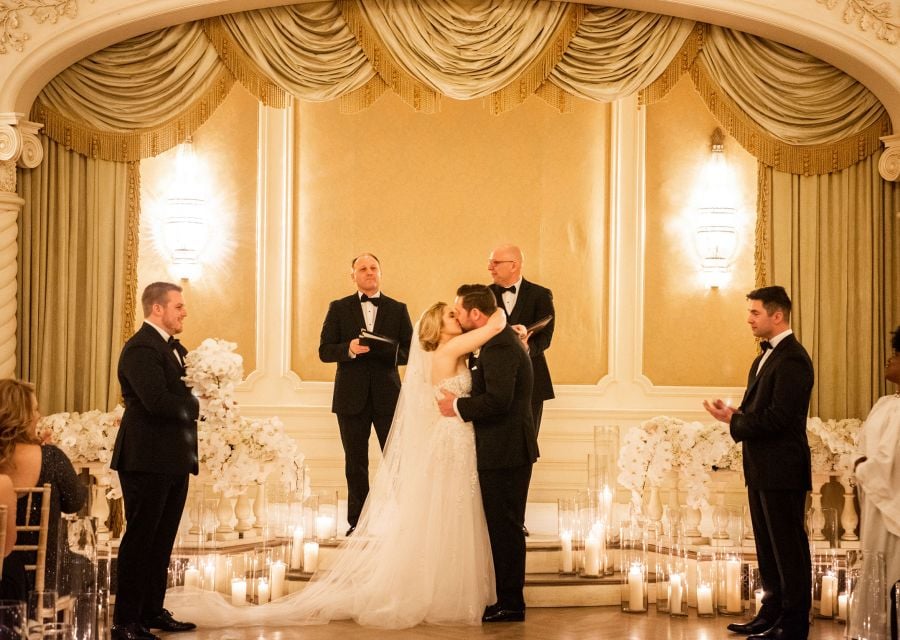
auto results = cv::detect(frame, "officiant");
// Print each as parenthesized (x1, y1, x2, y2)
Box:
(488, 244, 555, 435)
(319, 253, 413, 536)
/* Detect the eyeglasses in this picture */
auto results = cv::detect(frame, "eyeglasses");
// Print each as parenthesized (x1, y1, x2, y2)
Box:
(487, 260, 514, 267)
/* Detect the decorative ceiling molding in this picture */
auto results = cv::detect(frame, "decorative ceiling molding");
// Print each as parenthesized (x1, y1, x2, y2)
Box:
(817, 0, 900, 45)
(0, 0, 78, 55)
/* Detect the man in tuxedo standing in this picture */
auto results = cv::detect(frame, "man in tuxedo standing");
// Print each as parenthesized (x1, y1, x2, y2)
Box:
(111, 282, 199, 640)
(438, 284, 538, 623)
(487, 244, 554, 434)
(704, 286, 814, 640)
(319, 253, 413, 536)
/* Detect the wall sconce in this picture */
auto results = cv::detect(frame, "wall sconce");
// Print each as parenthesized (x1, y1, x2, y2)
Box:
(165, 138, 209, 280)
(694, 128, 738, 289)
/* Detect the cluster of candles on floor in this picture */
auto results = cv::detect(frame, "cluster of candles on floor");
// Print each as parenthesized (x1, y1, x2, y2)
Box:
(178, 505, 339, 606)
(558, 497, 860, 621)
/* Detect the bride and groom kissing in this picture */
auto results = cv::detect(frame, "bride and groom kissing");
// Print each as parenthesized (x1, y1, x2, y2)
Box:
(168, 283, 539, 629)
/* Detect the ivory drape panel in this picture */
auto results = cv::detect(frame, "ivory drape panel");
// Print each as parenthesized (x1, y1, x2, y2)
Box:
(14, 0, 899, 415)
(757, 154, 900, 419)
(17, 136, 137, 413)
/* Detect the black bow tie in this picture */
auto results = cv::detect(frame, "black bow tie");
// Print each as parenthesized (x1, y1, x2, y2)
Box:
(498, 285, 516, 295)
(760, 340, 772, 352)
(167, 336, 180, 347)
(360, 294, 380, 307)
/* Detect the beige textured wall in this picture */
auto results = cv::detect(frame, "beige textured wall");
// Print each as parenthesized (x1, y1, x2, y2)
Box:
(137, 85, 258, 371)
(644, 77, 758, 386)
(291, 92, 611, 384)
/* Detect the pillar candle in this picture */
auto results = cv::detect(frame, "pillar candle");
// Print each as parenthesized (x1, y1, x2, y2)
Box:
(837, 592, 848, 621)
(184, 566, 200, 588)
(669, 573, 683, 613)
(231, 578, 247, 606)
(627, 563, 645, 611)
(202, 560, 215, 591)
(257, 578, 270, 605)
(820, 573, 837, 617)
(315, 515, 334, 539)
(726, 559, 742, 613)
(270, 560, 286, 600)
(560, 531, 574, 573)
(697, 584, 714, 615)
(584, 535, 601, 576)
(303, 541, 319, 573)
(290, 526, 304, 569)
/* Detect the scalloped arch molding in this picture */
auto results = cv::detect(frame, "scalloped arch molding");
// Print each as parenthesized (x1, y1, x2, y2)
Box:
(0, 0, 898, 129)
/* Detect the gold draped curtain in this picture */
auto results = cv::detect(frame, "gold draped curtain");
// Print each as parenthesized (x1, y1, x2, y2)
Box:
(16, 0, 898, 416)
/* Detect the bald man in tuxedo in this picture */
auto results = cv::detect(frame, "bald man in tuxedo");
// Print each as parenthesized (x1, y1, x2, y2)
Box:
(487, 244, 554, 434)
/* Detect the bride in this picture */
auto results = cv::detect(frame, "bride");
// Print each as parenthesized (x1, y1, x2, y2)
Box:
(168, 302, 507, 629)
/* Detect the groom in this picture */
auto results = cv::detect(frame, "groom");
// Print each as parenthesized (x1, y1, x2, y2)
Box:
(438, 283, 538, 623)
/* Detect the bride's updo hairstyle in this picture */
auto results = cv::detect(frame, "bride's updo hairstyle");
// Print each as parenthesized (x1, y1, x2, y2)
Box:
(418, 302, 447, 352)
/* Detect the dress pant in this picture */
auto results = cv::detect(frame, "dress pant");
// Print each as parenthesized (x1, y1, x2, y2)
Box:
(531, 400, 544, 437)
(479, 463, 533, 611)
(115, 470, 189, 625)
(748, 488, 811, 631)
(337, 396, 393, 528)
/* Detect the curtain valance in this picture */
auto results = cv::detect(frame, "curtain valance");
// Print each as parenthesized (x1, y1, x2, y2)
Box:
(30, 0, 891, 174)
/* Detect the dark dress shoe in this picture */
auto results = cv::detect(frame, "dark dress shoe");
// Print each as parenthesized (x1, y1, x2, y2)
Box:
(747, 625, 808, 640)
(728, 616, 778, 635)
(346, 526, 356, 536)
(143, 609, 196, 632)
(111, 623, 160, 640)
(482, 608, 525, 623)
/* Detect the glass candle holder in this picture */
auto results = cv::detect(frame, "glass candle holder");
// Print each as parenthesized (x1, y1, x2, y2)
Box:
(844, 549, 887, 638)
(315, 491, 338, 541)
(668, 542, 689, 617)
(557, 497, 577, 575)
(813, 552, 838, 619)
(717, 548, 745, 616)
(747, 562, 763, 616)
(695, 550, 717, 617)
(619, 523, 647, 613)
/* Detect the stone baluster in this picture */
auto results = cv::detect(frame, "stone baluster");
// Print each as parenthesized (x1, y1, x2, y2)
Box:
(838, 472, 859, 543)
(253, 482, 268, 536)
(234, 487, 254, 537)
(215, 491, 238, 541)
(807, 473, 829, 543)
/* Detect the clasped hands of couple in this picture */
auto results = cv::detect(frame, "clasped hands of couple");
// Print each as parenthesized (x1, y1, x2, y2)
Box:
(436, 322, 530, 418)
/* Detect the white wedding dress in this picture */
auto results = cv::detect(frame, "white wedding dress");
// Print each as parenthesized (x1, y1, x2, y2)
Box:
(166, 340, 495, 629)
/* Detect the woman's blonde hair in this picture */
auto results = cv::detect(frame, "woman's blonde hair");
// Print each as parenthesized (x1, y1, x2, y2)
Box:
(0, 378, 40, 468)
(418, 302, 447, 352)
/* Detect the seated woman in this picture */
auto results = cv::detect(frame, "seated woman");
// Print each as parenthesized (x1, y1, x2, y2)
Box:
(0, 379, 87, 599)
(853, 326, 900, 640)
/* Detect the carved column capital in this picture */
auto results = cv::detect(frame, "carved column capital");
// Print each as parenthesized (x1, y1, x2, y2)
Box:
(0, 113, 43, 170)
(880, 134, 900, 182)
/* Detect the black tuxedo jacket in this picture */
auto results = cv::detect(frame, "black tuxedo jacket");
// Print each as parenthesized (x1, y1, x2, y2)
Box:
(490, 279, 555, 402)
(730, 333, 814, 491)
(112, 322, 200, 476)
(318, 293, 413, 415)
(457, 326, 539, 470)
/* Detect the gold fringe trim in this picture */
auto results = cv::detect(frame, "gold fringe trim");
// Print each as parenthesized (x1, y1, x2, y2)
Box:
(754, 160, 770, 288)
(202, 17, 290, 109)
(488, 3, 586, 115)
(639, 22, 706, 106)
(340, 0, 440, 113)
(690, 58, 893, 175)
(339, 75, 389, 114)
(534, 80, 574, 114)
(122, 161, 140, 345)
(30, 69, 235, 163)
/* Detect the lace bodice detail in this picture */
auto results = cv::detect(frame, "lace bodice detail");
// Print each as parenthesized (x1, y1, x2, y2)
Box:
(435, 370, 472, 398)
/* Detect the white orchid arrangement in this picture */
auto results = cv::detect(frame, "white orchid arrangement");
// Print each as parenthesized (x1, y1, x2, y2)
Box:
(37, 405, 125, 498)
(618, 415, 863, 511)
(184, 338, 305, 497)
(806, 417, 862, 474)
(616, 416, 733, 510)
